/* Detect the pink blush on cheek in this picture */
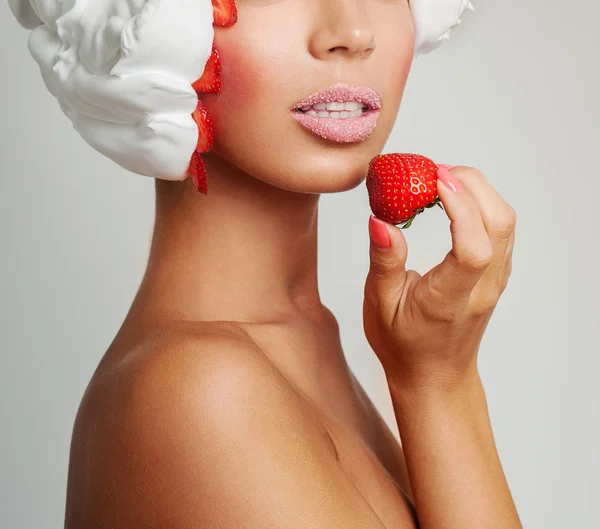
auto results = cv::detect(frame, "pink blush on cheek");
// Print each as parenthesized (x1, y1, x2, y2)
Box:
(219, 49, 260, 106)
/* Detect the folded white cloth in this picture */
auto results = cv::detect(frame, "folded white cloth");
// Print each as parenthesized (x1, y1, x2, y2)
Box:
(412, 0, 476, 56)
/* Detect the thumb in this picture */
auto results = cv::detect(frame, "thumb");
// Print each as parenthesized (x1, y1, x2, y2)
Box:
(367, 215, 409, 311)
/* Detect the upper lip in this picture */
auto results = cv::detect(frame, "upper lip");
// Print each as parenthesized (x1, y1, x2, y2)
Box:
(292, 83, 382, 111)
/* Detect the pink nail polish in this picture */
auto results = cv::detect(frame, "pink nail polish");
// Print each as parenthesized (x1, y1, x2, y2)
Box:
(369, 215, 390, 249)
(437, 164, 455, 170)
(436, 167, 463, 193)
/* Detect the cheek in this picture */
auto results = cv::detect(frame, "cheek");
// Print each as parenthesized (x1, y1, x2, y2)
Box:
(204, 41, 277, 152)
(384, 36, 415, 100)
(396, 52, 413, 91)
(219, 49, 259, 112)
(200, 41, 281, 172)
(383, 15, 415, 89)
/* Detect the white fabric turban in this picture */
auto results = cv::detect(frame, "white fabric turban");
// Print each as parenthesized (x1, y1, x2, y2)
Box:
(7, 0, 476, 182)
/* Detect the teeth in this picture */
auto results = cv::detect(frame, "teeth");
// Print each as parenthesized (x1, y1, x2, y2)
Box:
(300, 101, 366, 112)
(341, 102, 361, 111)
(306, 108, 364, 119)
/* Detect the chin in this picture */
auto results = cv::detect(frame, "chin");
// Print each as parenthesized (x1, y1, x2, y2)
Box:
(214, 140, 381, 195)
(291, 150, 376, 194)
(209, 118, 390, 195)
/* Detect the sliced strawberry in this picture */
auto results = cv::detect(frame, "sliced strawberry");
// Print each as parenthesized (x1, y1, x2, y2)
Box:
(192, 45, 221, 95)
(212, 0, 237, 27)
(189, 150, 208, 194)
(191, 100, 214, 153)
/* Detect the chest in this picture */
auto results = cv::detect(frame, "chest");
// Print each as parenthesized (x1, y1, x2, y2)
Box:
(242, 321, 418, 527)
(319, 411, 419, 529)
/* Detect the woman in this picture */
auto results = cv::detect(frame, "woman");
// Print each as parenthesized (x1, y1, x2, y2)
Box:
(9, 0, 521, 527)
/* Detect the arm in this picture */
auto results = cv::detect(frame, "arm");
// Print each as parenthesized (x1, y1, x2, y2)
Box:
(363, 165, 522, 529)
(387, 366, 522, 529)
(78, 333, 417, 529)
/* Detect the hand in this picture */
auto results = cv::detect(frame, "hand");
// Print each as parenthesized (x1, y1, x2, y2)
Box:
(363, 165, 516, 392)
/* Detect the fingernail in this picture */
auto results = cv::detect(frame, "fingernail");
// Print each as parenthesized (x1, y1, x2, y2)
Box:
(436, 167, 463, 193)
(437, 163, 455, 170)
(369, 215, 391, 249)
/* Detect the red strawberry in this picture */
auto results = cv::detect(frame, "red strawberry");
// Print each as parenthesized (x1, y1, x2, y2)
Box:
(366, 153, 444, 229)
(212, 0, 237, 27)
(188, 101, 214, 194)
(191, 100, 214, 153)
(192, 45, 221, 95)
(189, 150, 208, 194)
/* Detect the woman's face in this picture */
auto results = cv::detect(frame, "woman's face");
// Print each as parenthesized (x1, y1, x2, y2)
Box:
(200, 0, 415, 194)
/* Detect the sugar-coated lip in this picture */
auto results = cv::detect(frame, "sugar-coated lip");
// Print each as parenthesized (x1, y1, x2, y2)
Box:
(291, 108, 380, 143)
(292, 83, 382, 111)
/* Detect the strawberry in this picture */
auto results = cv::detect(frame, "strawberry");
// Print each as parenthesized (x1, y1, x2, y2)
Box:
(189, 150, 208, 194)
(187, 0, 237, 195)
(212, 0, 237, 27)
(191, 100, 214, 153)
(188, 101, 213, 194)
(192, 45, 221, 95)
(366, 153, 444, 229)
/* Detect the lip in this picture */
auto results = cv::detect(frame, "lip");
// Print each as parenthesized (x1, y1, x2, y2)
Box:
(290, 83, 382, 143)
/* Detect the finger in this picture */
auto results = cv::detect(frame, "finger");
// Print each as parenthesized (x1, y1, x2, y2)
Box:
(469, 227, 516, 313)
(366, 215, 409, 321)
(423, 167, 493, 304)
(453, 167, 517, 286)
(498, 228, 516, 291)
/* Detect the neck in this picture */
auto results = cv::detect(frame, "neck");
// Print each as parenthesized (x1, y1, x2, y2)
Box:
(134, 152, 327, 325)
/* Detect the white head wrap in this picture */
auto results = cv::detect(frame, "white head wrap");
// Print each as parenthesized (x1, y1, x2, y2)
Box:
(7, 0, 475, 181)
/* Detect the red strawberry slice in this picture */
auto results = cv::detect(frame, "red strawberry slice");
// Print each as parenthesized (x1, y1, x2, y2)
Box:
(192, 45, 221, 95)
(212, 0, 237, 27)
(189, 150, 208, 194)
(191, 100, 214, 153)
(366, 153, 444, 229)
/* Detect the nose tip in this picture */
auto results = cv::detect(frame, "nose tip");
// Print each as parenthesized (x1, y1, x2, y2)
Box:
(309, 2, 376, 61)
(328, 28, 375, 57)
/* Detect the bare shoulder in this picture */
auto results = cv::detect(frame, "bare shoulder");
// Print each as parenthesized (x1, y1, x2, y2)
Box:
(67, 323, 389, 529)
(123, 323, 339, 455)
(77, 320, 337, 457)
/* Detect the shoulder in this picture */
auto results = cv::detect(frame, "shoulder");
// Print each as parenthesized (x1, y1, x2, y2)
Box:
(85, 318, 338, 466)
(128, 323, 322, 428)
(132, 322, 273, 393)
(94, 320, 278, 399)
(131, 323, 337, 451)
(126, 322, 312, 417)
(99, 322, 328, 438)
(66, 323, 388, 528)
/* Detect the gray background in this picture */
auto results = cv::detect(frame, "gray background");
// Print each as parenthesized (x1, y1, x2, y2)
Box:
(1, 1, 599, 527)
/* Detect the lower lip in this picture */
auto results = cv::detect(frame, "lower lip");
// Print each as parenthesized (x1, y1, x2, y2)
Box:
(290, 109, 380, 143)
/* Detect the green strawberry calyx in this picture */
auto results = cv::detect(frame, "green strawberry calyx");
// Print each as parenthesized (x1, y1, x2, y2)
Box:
(395, 197, 444, 229)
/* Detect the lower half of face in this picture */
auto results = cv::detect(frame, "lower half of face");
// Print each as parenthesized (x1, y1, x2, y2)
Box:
(199, 0, 415, 195)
